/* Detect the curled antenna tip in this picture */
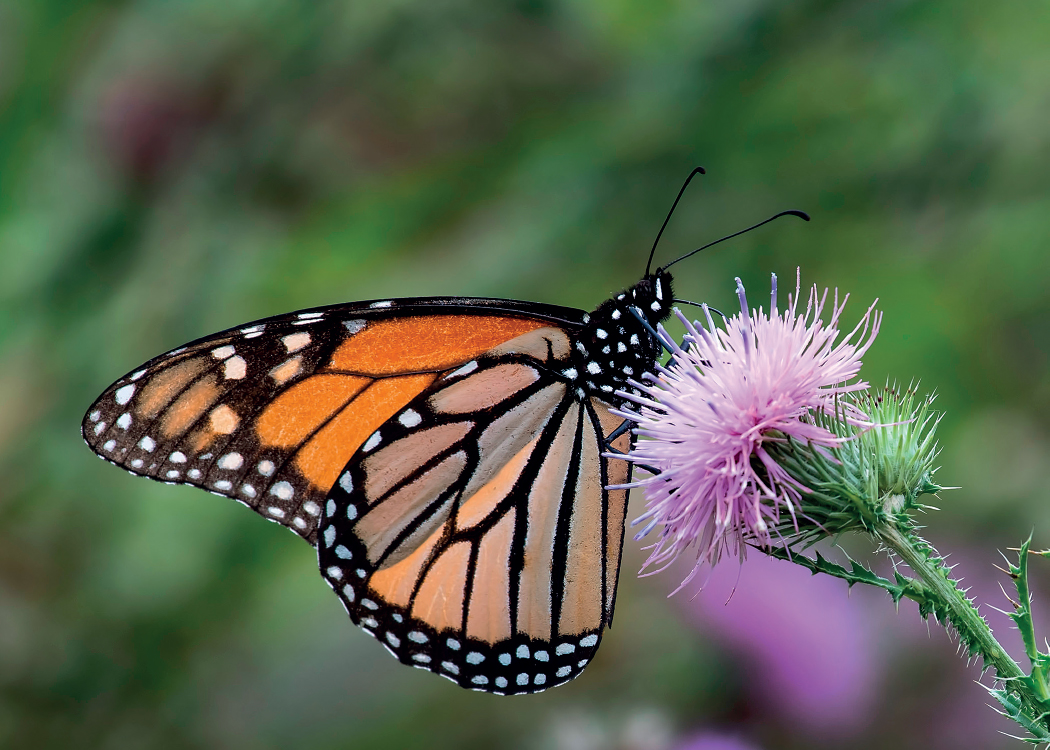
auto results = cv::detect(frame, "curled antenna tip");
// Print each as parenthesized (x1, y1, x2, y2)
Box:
(787, 209, 811, 221)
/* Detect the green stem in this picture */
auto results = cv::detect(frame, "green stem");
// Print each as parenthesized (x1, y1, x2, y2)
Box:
(878, 525, 1046, 723)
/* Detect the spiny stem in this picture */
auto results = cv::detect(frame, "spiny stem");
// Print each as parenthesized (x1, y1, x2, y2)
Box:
(878, 525, 1047, 725)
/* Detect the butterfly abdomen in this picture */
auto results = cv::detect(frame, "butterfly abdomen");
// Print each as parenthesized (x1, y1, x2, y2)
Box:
(566, 270, 674, 404)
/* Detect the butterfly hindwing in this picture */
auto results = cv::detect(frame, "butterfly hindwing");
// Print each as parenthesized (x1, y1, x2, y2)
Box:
(82, 298, 586, 544)
(317, 344, 632, 694)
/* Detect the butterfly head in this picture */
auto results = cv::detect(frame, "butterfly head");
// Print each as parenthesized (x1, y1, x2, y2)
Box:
(569, 269, 674, 404)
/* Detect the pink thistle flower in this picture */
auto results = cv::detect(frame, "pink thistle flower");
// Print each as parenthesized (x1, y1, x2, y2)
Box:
(612, 271, 881, 590)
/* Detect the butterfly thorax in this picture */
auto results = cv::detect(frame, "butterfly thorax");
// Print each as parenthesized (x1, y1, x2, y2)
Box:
(565, 270, 674, 404)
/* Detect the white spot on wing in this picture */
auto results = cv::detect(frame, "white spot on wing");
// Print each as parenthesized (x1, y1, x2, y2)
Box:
(338, 471, 353, 494)
(267, 506, 285, 518)
(398, 409, 422, 428)
(130, 458, 143, 469)
(223, 356, 247, 379)
(297, 312, 324, 319)
(257, 460, 275, 476)
(323, 525, 336, 547)
(326, 566, 343, 580)
(579, 634, 598, 648)
(241, 484, 256, 498)
(282, 332, 311, 353)
(138, 436, 155, 452)
(449, 361, 478, 378)
(218, 452, 243, 470)
(214, 480, 233, 491)
(270, 481, 294, 500)
(362, 431, 381, 452)
(115, 384, 136, 405)
(343, 320, 366, 334)
(93, 422, 107, 435)
(211, 345, 235, 359)
(303, 501, 320, 516)
(170, 451, 187, 464)
(103, 440, 116, 452)
(116, 413, 132, 430)
(369, 301, 393, 308)
(188, 469, 201, 480)
(89, 410, 101, 422)
(131, 369, 147, 380)
(335, 545, 352, 559)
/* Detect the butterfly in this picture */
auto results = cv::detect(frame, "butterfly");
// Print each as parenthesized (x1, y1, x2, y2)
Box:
(81, 168, 806, 695)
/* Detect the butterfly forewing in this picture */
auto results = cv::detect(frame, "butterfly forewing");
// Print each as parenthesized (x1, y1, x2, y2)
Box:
(82, 299, 583, 544)
(317, 345, 632, 694)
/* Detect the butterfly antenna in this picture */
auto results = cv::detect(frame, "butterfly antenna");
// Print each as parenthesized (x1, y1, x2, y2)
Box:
(659, 209, 810, 272)
(674, 298, 728, 322)
(645, 166, 706, 277)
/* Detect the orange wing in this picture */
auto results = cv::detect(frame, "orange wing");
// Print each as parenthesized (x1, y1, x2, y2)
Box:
(316, 351, 632, 695)
(82, 299, 578, 544)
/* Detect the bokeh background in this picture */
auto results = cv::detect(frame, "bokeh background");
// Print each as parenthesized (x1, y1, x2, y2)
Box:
(3, 1, 1050, 748)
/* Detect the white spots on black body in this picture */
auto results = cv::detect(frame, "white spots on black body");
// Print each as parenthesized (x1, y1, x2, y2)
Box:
(466, 652, 485, 665)
(326, 499, 337, 517)
(362, 617, 379, 629)
(516, 644, 530, 659)
(130, 458, 143, 469)
(441, 662, 459, 675)
(170, 451, 187, 463)
(270, 481, 294, 501)
(535, 650, 549, 662)
(595, 328, 608, 339)
(534, 674, 547, 686)
(587, 362, 602, 375)
(516, 673, 528, 686)
(369, 301, 393, 309)
(166, 469, 180, 479)
(556, 665, 572, 677)
(342, 584, 355, 602)
(611, 309, 621, 320)
(624, 366, 633, 375)
(498, 653, 511, 666)
(268, 506, 286, 518)
(472, 675, 488, 686)
(211, 345, 235, 360)
(323, 525, 336, 547)
(257, 460, 275, 476)
(115, 384, 136, 405)
(241, 484, 256, 498)
(103, 440, 116, 452)
(650, 301, 661, 312)
(214, 480, 233, 491)
(361, 599, 379, 610)
(601, 345, 610, 354)
(303, 501, 320, 516)
(88, 410, 101, 422)
(398, 409, 422, 428)
(282, 332, 310, 353)
(188, 468, 202, 480)
(447, 638, 461, 651)
(355, 568, 366, 578)
(343, 319, 366, 334)
(335, 545, 352, 559)
(339, 471, 353, 494)
(495, 676, 508, 689)
(386, 632, 401, 648)
(579, 634, 598, 648)
(630, 334, 640, 345)
(138, 436, 155, 452)
(326, 565, 343, 580)
(412, 653, 430, 663)
(561, 367, 578, 380)
(408, 631, 428, 644)
(346, 504, 358, 520)
(116, 413, 132, 430)
(218, 452, 243, 470)
(293, 517, 306, 529)
(556, 643, 575, 655)
(93, 422, 107, 435)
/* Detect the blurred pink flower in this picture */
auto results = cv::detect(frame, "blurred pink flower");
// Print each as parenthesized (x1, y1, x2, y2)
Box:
(614, 272, 880, 589)
(683, 552, 882, 737)
(672, 732, 764, 750)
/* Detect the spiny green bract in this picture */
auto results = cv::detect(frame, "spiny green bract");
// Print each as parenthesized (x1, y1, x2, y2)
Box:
(765, 383, 943, 543)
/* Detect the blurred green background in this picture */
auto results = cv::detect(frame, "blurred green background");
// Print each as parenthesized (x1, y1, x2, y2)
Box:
(3, 1, 1050, 748)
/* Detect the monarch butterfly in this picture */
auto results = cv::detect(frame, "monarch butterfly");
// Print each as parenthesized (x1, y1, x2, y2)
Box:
(81, 168, 806, 695)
